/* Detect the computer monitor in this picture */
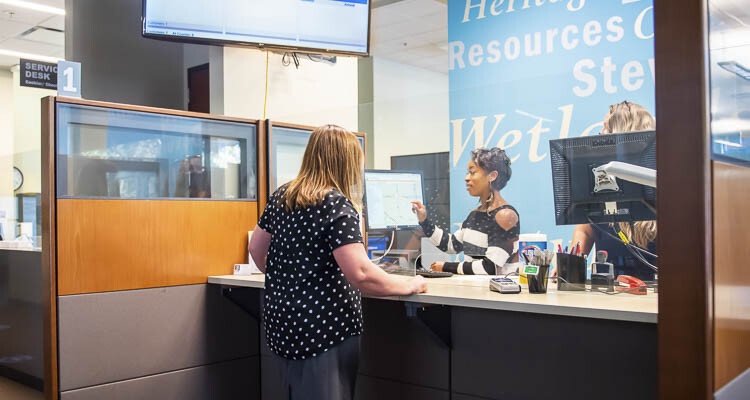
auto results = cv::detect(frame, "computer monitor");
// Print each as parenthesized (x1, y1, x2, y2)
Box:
(549, 130, 656, 225)
(268, 125, 366, 197)
(143, 0, 371, 56)
(363, 170, 425, 232)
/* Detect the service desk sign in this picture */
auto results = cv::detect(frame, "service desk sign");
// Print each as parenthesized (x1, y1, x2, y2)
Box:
(20, 58, 57, 89)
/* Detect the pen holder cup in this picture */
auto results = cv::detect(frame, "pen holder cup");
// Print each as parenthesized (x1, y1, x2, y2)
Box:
(556, 253, 586, 291)
(526, 265, 550, 294)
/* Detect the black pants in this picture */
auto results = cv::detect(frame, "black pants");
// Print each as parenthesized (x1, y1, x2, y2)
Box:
(269, 335, 361, 400)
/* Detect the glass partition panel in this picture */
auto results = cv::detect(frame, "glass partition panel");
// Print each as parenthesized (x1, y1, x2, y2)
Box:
(269, 125, 365, 196)
(709, 2, 750, 165)
(56, 103, 257, 200)
(269, 126, 311, 194)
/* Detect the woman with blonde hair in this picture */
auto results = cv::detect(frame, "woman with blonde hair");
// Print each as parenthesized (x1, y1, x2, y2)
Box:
(248, 124, 427, 400)
(570, 101, 658, 280)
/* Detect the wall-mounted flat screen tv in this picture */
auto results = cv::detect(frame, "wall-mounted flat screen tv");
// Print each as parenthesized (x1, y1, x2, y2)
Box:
(142, 0, 370, 56)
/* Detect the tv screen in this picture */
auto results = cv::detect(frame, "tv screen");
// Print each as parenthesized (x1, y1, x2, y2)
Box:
(142, 0, 370, 55)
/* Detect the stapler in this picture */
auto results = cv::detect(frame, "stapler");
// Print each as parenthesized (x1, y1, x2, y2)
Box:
(616, 275, 647, 295)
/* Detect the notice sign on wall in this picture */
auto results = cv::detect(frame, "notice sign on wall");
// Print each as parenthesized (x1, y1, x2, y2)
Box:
(20, 58, 58, 89)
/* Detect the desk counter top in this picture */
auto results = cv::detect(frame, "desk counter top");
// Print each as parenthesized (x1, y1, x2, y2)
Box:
(208, 274, 658, 324)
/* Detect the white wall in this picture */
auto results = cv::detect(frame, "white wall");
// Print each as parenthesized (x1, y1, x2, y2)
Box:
(0, 67, 53, 238)
(222, 48, 358, 130)
(372, 57, 449, 169)
(0, 68, 14, 235)
(11, 66, 55, 195)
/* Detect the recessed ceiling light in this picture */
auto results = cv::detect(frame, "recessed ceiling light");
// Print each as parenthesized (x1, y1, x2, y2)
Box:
(0, 48, 62, 63)
(0, 0, 64, 15)
(718, 61, 750, 80)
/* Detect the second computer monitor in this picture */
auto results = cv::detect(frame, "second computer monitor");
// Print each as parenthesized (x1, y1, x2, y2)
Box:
(549, 130, 656, 225)
(364, 170, 425, 232)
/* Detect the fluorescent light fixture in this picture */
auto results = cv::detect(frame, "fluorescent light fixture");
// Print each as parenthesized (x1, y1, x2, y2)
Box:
(718, 61, 750, 80)
(0, 48, 62, 63)
(712, 118, 750, 135)
(714, 139, 743, 148)
(0, 0, 65, 15)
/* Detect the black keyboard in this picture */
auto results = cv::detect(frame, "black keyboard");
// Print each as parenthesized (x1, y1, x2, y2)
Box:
(417, 269, 453, 278)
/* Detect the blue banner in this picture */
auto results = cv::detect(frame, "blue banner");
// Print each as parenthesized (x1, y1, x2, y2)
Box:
(448, 0, 655, 246)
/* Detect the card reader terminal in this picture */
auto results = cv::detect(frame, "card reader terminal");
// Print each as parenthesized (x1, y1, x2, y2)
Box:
(489, 277, 522, 294)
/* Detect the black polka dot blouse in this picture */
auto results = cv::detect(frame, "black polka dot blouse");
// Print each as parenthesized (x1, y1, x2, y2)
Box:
(257, 185, 364, 360)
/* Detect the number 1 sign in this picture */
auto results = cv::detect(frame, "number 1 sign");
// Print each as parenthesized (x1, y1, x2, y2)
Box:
(57, 60, 82, 98)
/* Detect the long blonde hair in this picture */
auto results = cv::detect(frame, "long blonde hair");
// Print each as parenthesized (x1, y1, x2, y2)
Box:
(282, 124, 364, 212)
(603, 101, 657, 248)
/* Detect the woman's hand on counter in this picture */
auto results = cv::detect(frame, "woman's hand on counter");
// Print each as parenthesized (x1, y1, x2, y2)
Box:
(409, 275, 428, 294)
(410, 201, 427, 223)
(430, 261, 445, 272)
(334, 243, 427, 297)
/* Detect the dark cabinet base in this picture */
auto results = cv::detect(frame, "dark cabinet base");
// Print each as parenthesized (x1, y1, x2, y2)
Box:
(256, 293, 657, 400)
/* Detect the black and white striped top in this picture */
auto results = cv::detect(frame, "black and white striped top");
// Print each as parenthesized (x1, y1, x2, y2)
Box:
(420, 205, 520, 275)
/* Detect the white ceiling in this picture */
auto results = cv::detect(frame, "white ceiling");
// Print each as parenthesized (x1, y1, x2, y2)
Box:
(371, 0, 448, 74)
(0, 0, 64, 68)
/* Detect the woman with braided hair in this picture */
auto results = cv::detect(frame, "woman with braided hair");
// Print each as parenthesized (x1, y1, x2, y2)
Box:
(411, 147, 520, 275)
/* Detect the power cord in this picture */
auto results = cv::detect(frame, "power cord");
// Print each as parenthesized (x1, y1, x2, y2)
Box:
(371, 230, 396, 263)
(586, 217, 658, 272)
(306, 53, 321, 63)
(587, 217, 656, 256)
(263, 50, 269, 119)
(282, 52, 300, 69)
(414, 253, 423, 270)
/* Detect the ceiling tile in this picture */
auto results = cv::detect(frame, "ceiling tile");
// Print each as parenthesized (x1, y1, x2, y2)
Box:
(371, 0, 448, 73)
(396, 0, 445, 19)
(21, 27, 64, 46)
(0, 4, 55, 25)
(372, 0, 445, 27)
(0, 18, 32, 40)
(403, 29, 446, 48)
(39, 15, 64, 31)
(374, 19, 433, 42)
(1, 37, 62, 56)
(32, 0, 65, 8)
(711, 0, 750, 27)
(372, 6, 410, 27)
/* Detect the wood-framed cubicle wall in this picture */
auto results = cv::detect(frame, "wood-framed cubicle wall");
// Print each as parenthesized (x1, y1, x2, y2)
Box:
(41, 97, 264, 400)
(655, 1, 750, 399)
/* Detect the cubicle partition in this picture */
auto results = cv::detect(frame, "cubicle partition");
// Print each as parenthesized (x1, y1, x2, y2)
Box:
(41, 97, 263, 400)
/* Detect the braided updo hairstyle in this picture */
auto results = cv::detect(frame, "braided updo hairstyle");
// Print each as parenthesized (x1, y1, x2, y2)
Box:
(470, 147, 512, 191)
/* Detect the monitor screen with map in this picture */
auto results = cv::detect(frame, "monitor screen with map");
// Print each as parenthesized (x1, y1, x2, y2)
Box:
(363, 170, 425, 231)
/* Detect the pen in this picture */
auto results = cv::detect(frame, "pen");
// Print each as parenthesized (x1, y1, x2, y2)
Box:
(557, 244, 563, 253)
(564, 246, 568, 254)
(575, 243, 580, 256)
